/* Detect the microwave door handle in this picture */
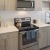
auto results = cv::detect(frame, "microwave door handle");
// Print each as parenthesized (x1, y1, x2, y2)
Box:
(32, 1, 33, 8)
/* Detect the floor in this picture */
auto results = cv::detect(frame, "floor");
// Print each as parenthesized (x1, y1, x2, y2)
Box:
(42, 47, 50, 50)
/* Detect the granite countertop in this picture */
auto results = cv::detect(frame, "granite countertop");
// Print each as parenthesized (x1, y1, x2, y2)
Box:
(0, 21, 50, 34)
(32, 21, 50, 27)
(0, 26, 18, 34)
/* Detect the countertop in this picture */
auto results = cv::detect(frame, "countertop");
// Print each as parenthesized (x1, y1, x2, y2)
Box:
(32, 21, 50, 27)
(0, 26, 18, 34)
(0, 21, 50, 34)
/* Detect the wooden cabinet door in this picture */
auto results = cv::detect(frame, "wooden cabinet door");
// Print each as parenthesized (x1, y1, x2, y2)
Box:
(47, 26, 50, 46)
(39, 27, 48, 49)
(5, 0, 17, 11)
(0, 39, 6, 50)
(35, 0, 42, 11)
(6, 37, 18, 50)
(0, 0, 5, 10)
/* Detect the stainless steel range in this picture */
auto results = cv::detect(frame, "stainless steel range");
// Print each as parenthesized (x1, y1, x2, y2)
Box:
(14, 17, 39, 50)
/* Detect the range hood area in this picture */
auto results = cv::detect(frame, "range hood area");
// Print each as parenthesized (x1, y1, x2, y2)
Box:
(17, 0, 35, 11)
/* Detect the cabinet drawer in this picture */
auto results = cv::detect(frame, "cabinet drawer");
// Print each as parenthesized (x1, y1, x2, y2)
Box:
(7, 31, 18, 38)
(0, 34, 7, 39)
(39, 27, 46, 32)
(39, 29, 45, 32)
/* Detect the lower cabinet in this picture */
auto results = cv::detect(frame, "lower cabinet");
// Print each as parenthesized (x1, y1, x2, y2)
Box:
(39, 27, 48, 49)
(47, 26, 50, 46)
(39, 26, 50, 49)
(0, 39, 6, 50)
(0, 31, 18, 50)
(6, 37, 18, 50)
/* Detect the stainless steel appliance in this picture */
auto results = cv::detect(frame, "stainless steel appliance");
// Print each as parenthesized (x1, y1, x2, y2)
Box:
(14, 17, 39, 50)
(17, 1, 35, 11)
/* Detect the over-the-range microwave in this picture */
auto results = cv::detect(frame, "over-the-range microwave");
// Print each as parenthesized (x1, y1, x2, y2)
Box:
(17, 1, 35, 11)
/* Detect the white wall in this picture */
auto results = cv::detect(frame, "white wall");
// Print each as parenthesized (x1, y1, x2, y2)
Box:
(0, 11, 46, 27)
(39, 11, 46, 23)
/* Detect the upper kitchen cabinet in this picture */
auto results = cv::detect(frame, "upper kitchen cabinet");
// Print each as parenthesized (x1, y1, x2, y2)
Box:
(42, 0, 50, 11)
(42, 1, 50, 11)
(0, 0, 42, 11)
(0, 0, 49, 11)
(5, 0, 17, 11)
(35, 0, 42, 11)
(0, 0, 17, 11)
(0, 0, 5, 11)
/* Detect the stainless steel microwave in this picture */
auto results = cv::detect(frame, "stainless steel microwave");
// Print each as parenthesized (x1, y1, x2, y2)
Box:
(17, 1, 35, 10)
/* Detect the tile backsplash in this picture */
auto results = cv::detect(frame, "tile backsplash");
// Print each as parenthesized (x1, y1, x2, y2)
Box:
(0, 11, 46, 27)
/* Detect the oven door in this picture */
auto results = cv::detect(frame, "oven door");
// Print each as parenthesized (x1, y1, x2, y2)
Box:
(19, 29, 39, 49)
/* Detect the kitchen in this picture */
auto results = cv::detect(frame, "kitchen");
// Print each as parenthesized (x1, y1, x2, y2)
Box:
(0, 0, 50, 50)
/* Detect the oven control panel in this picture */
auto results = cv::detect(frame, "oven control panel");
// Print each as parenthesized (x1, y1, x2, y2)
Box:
(14, 17, 31, 22)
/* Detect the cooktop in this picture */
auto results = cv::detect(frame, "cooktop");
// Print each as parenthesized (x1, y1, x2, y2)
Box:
(17, 24, 39, 32)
